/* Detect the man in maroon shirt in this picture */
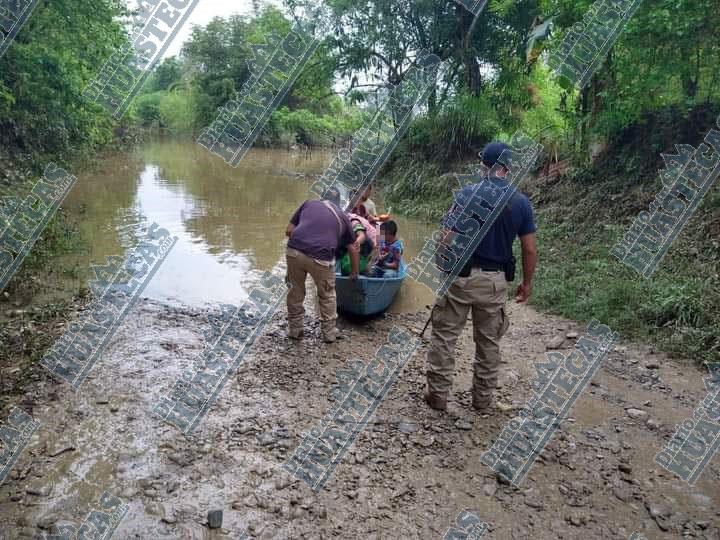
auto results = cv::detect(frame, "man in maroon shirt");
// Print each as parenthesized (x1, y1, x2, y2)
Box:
(285, 190, 359, 342)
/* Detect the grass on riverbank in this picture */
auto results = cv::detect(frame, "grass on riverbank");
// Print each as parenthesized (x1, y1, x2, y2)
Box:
(0, 152, 90, 401)
(526, 172, 720, 365)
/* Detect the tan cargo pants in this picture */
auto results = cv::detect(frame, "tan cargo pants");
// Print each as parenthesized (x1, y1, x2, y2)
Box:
(286, 247, 337, 336)
(426, 268, 510, 403)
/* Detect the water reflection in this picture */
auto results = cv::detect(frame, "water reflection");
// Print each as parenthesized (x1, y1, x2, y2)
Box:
(59, 140, 436, 312)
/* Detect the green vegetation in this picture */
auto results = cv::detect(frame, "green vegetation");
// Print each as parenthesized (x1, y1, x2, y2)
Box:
(130, 6, 363, 145)
(531, 212, 720, 364)
(0, 0, 130, 163)
(525, 104, 720, 363)
(0, 0, 133, 302)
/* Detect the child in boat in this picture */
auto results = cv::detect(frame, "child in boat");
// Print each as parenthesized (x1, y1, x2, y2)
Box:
(372, 220, 403, 278)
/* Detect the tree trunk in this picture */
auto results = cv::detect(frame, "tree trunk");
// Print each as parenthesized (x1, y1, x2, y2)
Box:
(427, 85, 437, 113)
(461, 8, 483, 96)
(463, 49, 482, 95)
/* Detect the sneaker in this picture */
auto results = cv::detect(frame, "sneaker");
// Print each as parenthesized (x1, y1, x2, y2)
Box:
(424, 391, 447, 411)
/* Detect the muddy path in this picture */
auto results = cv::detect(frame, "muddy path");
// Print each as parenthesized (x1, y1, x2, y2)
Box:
(0, 294, 718, 540)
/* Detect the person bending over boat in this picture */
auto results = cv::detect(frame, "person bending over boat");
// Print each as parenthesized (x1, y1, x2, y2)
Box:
(339, 213, 376, 276)
(285, 189, 359, 343)
(371, 220, 403, 278)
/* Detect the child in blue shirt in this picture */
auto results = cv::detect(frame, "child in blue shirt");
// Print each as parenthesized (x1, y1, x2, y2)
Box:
(372, 220, 403, 278)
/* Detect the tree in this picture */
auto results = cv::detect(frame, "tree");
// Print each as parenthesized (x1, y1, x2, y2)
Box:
(0, 0, 129, 156)
(536, 0, 720, 154)
(151, 57, 183, 92)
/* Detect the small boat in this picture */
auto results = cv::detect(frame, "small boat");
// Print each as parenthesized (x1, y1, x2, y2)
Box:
(335, 261, 407, 316)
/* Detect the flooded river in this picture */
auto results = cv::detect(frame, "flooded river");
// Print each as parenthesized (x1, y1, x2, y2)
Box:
(58, 139, 436, 313)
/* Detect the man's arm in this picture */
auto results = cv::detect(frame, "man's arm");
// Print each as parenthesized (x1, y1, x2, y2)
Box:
(347, 240, 360, 279)
(340, 217, 360, 279)
(516, 233, 537, 303)
(286, 202, 304, 238)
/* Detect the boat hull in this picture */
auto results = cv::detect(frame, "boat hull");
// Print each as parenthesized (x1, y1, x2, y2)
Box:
(335, 262, 406, 316)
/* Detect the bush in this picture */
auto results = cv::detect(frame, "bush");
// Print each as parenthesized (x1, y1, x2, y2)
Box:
(159, 91, 196, 133)
(267, 105, 364, 147)
(403, 94, 502, 162)
(133, 92, 164, 127)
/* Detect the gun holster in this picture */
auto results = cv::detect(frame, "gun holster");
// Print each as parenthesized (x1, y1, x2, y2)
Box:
(458, 259, 472, 278)
(505, 256, 516, 282)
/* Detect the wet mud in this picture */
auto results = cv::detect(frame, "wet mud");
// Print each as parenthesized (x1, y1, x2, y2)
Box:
(1, 297, 718, 539)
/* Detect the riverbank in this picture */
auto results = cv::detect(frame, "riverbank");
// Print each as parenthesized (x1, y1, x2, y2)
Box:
(0, 139, 717, 539)
(0, 148, 106, 404)
(0, 298, 716, 539)
(525, 167, 720, 366)
(1, 141, 431, 410)
(381, 144, 720, 365)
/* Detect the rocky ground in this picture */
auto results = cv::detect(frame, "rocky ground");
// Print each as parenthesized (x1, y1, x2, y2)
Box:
(0, 296, 719, 539)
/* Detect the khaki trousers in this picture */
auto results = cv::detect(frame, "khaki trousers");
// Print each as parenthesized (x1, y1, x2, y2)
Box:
(285, 247, 337, 334)
(426, 269, 510, 401)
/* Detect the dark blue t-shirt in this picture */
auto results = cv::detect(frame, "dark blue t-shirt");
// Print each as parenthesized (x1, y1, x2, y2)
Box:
(442, 176, 536, 266)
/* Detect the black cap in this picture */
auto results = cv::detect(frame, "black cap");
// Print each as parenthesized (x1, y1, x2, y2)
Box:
(480, 142, 512, 168)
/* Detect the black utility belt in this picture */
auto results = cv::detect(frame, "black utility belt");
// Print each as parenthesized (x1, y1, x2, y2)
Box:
(473, 264, 503, 272)
(457, 257, 516, 281)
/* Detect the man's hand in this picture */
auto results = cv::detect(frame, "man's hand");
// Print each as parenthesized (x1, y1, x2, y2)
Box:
(515, 282, 532, 303)
(350, 271, 359, 281)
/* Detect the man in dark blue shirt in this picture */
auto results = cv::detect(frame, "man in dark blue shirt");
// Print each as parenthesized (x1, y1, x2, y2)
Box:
(425, 142, 538, 412)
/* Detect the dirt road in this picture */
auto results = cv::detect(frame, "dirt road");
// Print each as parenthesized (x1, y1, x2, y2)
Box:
(0, 297, 718, 539)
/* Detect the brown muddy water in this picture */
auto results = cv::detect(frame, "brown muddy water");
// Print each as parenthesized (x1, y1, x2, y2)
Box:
(54, 140, 436, 313)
